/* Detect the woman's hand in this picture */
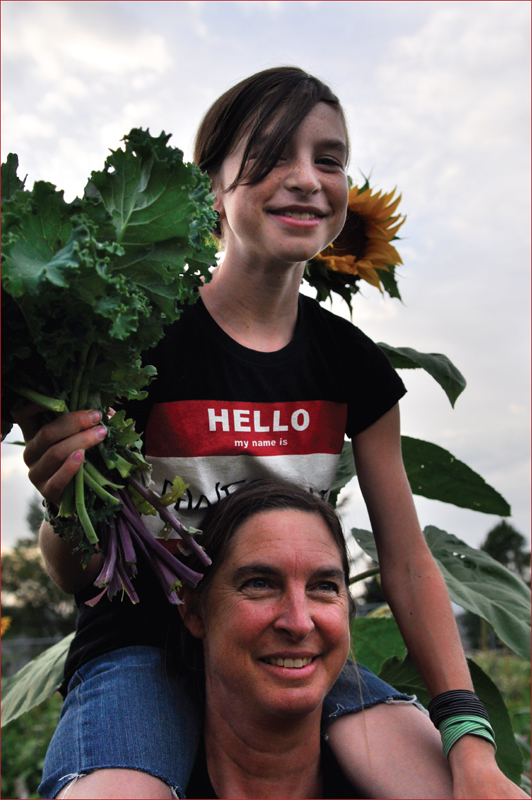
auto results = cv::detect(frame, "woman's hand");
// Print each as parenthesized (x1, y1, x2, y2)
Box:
(448, 735, 529, 798)
(11, 404, 108, 506)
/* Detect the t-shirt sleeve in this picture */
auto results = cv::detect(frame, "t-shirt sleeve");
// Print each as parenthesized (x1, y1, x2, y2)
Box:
(343, 325, 407, 439)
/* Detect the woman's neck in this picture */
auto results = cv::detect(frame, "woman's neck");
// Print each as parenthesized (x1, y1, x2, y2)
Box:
(199, 252, 306, 352)
(203, 705, 323, 799)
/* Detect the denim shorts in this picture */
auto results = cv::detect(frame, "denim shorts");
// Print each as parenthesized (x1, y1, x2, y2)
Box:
(38, 646, 415, 799)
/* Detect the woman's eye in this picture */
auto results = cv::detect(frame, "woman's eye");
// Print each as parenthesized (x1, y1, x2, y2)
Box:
(314, 581, 340, 594)
(242, 577, 271, 592)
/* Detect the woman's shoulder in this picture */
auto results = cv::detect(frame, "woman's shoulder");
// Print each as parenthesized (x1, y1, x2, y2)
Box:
(321, 739, 367, 798)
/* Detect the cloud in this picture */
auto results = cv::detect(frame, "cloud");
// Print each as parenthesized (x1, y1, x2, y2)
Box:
(2, 1, 172, 78)
(1, 1, 529, 549)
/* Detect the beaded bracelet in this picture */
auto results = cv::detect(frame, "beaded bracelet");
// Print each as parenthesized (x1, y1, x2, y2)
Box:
(428, 690, 489, 729)
(428, 690, 495, 758)
(439, 714, 496, 758)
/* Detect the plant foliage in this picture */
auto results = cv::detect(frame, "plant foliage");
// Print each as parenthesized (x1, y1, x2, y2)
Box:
(1, 131, 218, 601)
(352, 526, 531, 661)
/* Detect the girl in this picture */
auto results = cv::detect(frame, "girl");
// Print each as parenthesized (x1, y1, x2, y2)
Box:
(16, 67, 524, 799)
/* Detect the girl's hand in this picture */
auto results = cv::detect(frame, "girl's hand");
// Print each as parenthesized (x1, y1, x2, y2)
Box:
(11, 404, 108, 507)
(449, 735, 529, 799)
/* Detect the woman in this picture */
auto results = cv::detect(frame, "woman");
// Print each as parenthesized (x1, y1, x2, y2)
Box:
(15, 67, 524, 799)
(178, 479, 363, 798)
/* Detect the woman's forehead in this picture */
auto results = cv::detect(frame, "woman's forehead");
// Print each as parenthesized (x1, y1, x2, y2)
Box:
(226, 508, 343, 568)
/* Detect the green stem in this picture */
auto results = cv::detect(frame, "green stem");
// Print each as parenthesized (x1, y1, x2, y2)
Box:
(84, 459, 124, 490)
(59, 480, 76, 518)
(97, 443, 136, 478)
(78, 346, 98, 411)
(70, 342, 91, 412)
(349, 566, 380, 585)
(6, 385, 68, 414)
(83, 469, 122, 506)
(75, 467, 99, 544)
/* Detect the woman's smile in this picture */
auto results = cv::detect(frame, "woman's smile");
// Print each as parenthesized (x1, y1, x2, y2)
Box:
(261, 655, 317, 669)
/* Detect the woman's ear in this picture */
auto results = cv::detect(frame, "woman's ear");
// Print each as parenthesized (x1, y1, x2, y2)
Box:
(178, 587, 206, 639)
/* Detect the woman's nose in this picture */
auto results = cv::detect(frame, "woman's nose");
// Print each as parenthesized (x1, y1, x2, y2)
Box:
(273, 591, 315, 640)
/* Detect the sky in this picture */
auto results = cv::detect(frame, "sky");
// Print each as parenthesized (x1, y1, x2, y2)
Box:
(1, 0, 530, 557)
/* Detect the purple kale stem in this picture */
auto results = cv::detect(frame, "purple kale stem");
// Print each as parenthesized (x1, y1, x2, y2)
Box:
(94, 520, 118, 587)
(127, 526, 184, 605)
(120, 502, 204, 589)
(126, 478, 211, 567)
(116, 561, 139, 604)
(107, 569, 123, 600)
(116, 514, 137, 567)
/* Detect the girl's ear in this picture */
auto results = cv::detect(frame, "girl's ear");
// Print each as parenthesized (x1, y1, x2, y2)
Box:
(178, 588, 206, 639)
(209, 173, 225, 220)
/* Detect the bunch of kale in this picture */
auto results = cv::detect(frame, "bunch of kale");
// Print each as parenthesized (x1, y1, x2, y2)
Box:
(1, 129, 217, 603)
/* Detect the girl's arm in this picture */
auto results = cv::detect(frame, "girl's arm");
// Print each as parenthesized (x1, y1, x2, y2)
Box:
(351, 403, 527, 799)
(39, 519, 103, 595)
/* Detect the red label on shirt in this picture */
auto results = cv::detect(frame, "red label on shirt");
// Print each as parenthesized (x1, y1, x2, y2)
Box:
(145, 400, 347, 457)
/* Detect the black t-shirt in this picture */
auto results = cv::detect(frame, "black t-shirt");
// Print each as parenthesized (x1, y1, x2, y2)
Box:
(185, 736, 366, 799)
(61, 294, 406, 692)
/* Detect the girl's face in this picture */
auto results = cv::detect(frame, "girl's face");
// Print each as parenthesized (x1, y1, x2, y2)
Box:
(212, 102, 349, 269)
(184, 509, 350, 724)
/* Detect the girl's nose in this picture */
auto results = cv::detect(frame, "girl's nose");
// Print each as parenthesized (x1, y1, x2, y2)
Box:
(273, 590, 315, 640)
(283, 157, 320, 195)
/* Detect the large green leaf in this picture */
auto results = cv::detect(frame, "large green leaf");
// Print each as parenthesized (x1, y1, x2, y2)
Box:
(352, 526, 531, 661)
(329, 436, 510, 516)
(351, 616, 406, 675)
(329, 440, 356, 506)
(378, 653, 523, 783)
(1, 633, 73, 727)
(402, 436, 511, 516)
(424, 526, 531, 660)
(378, 343, 466, 407)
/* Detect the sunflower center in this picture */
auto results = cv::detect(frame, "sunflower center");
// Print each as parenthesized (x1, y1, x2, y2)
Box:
(329, 210, 368, 260)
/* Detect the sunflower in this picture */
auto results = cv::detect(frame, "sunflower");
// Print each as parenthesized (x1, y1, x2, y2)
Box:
(304, 182, 406, 305)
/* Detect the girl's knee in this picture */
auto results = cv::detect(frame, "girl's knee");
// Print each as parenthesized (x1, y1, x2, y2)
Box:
(55, 768, 177, 799)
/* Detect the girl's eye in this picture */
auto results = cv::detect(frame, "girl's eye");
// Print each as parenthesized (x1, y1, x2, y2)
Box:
(317, 156, 343, 168)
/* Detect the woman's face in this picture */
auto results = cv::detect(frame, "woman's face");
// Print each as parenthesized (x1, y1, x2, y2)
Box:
(212, 102, 349, 269)
(188, 509, 350, 724)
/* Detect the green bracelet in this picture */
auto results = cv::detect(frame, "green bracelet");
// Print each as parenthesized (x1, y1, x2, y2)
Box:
(440, 714, 497, 758)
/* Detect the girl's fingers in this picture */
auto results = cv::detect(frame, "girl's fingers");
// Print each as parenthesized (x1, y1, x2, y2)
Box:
(39, 450, 86, 507)
(23, 410, 104, 468)
(17, 410, 108, 505)
(27, 424, 108, 494)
